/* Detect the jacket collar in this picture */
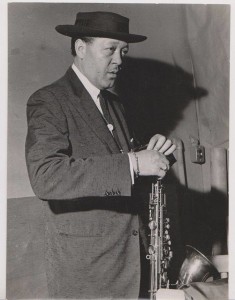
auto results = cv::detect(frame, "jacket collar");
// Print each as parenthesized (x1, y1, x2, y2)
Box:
(71, 63, 100, 101)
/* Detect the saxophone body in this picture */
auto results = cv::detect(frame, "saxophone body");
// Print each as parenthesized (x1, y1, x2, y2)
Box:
(147, 179, 173, 300)
(146, 179, 220, 300)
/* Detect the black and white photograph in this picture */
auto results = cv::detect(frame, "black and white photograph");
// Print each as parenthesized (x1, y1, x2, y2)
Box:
(3, 1, 232, 299)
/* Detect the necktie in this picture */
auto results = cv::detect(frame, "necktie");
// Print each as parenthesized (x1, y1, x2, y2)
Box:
(98, 92, 123, 153)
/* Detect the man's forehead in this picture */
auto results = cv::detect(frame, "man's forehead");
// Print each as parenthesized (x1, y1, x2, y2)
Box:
(93, 37, 128, 47)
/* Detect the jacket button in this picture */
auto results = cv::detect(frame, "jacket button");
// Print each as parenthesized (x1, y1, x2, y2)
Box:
(132, 230, 138, 236)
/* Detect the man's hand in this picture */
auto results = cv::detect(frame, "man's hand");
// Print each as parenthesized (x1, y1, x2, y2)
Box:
(129, 134, 176, 178)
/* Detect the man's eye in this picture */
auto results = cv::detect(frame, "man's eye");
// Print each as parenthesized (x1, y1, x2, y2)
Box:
(122, 49, 128, 56)
(106, 47, 115, 54)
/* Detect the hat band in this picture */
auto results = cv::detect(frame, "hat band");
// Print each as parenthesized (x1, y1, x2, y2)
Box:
(75, 19, 129, 34)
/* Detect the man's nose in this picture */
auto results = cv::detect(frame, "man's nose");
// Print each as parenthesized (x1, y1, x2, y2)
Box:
(112, 50, 122, 66)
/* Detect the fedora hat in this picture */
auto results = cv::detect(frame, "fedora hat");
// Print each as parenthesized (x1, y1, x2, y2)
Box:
(55, 11, 147, 43)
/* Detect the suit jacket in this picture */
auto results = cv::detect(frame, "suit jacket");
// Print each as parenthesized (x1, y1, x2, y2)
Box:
(25, 68, 143, 299)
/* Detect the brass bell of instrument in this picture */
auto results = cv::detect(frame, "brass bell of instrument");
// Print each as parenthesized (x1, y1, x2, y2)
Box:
(177, 245, 220, 289)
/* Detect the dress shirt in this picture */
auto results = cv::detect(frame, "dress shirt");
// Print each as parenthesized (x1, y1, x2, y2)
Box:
(72, 63, 135, 183)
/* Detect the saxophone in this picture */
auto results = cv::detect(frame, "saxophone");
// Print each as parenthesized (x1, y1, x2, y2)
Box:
(133, 144, 220, 298)
(146, 179, 173, 300)
(146, 178, 220, 300)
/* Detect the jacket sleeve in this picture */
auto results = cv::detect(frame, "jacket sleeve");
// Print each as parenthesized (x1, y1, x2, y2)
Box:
(25, 89, 132, 200)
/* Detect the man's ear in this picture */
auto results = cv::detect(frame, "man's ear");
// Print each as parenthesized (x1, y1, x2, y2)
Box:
(75, 39, 86, 59)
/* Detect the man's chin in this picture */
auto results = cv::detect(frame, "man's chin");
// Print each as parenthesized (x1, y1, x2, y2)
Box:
(102, 80, 116, 90)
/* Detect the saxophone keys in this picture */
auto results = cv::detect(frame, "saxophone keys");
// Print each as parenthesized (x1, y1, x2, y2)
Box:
(163, 248, 169, 256)
(164, 234, 170, 241)
(162, 260, 169, 270)
(148, 245, 155, 255)
(148, 220, 158, 230)
(165, 223, 170, 229)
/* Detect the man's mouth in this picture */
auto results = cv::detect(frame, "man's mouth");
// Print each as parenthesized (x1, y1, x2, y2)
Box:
(109, 67, 120, 74)
(108, 71, 118, 77)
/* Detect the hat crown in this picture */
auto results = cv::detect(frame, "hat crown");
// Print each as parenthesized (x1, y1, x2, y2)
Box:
(75, 11, 129, 34)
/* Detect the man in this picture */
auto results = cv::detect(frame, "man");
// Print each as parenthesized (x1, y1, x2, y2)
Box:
(25, 11, 176, 299)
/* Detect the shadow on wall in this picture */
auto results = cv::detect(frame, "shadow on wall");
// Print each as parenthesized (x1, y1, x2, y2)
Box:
(115, 58, 228, 284)
(116, 57, 228, 257)
(116, 57, 208, 143)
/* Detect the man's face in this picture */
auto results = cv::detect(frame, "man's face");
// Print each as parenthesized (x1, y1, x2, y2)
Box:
(77, 37, 129, 90)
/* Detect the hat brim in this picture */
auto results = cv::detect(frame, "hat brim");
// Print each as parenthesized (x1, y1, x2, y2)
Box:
(55, 25, 147, 43)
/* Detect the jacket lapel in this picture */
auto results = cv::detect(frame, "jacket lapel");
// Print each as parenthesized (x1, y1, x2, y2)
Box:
(64, 68, 120, 153)
(103, 90, 132, 152)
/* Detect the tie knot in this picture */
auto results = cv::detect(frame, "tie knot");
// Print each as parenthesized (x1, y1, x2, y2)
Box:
(98, 91, 105, 101)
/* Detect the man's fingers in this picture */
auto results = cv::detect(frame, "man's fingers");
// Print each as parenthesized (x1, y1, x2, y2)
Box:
(153, 135, 167, 150)
(147, 134, 166, 150)
(147, 134, 160, 150)
(159, 161, 170, 171)
(164, 144, 177, 156)
(147, 134, 176, 155)
(157, 169, 167, 179)
(158, 139, 173, 153)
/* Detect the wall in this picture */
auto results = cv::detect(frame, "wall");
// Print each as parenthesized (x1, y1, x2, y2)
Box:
(185, 5, 229, 192)
(7, 3, 229, 298)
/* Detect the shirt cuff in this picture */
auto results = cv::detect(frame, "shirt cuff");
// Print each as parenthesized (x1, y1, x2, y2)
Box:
(127, 153, 135, 185)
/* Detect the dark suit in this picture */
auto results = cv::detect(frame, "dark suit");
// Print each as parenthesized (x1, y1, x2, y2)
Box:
(25, 67, 146, 298)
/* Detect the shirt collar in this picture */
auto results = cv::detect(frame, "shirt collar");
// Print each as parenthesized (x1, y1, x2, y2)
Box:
(72, 63, 100, 101)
